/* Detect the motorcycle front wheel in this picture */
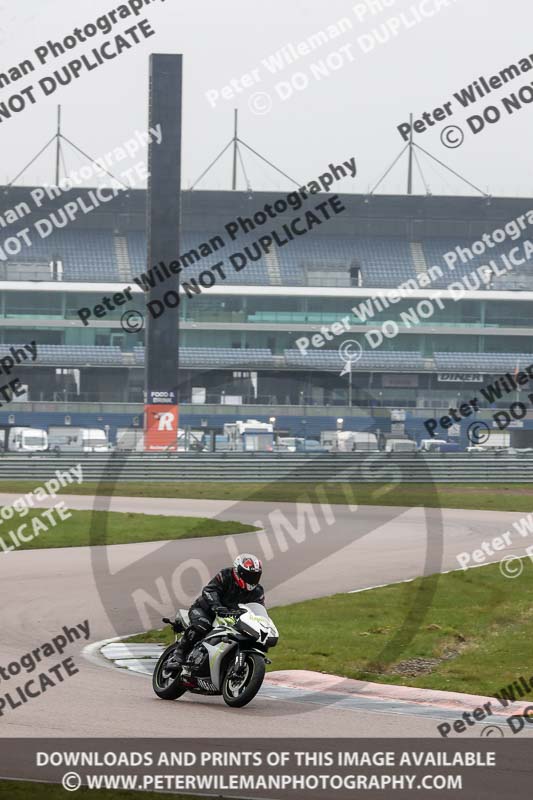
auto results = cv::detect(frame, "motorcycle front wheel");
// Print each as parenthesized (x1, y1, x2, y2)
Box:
(152, 643, 187, 700)
(222, 652, 265, 708)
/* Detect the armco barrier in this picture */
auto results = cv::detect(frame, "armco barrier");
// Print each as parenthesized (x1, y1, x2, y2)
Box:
(0, 452, 531, 483)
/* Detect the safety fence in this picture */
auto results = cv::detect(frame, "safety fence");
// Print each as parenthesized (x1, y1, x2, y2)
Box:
(0, 452, 531, 483)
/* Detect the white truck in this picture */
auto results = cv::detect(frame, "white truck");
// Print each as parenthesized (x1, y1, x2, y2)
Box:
(419, 439, 450, 452)
(385, 438, 417, 453)
(321, 431, 379, 452)
(48, 427, 109, 453)
(0, 426, 48, 452)
(115, 428, 144, 452)
(276, 437, 300, 452)
(467, 430, 511, 452)
(224, 420, 274, 452)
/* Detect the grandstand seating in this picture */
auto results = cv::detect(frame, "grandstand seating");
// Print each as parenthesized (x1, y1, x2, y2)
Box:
(2, 344, 530, 374)
(133, 346, 275, 369)
(277, 236, 416, 287)
(422, 239, 533, 288)
(284, 349, 425, 371)
(0, 343, 434, 371)
(129, 232, 418, 288)
(1, 230, 120, 282)
(128, 231, 271, 286)
(0, 344, 124, 365)
(434, 352, 533, 371)
(3, 190, 533, 422)
(0, 344, 278, 369)
(3, 224, 532, 290)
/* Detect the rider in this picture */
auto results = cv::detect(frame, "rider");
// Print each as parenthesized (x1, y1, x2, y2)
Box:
(169, 553, 264, 667)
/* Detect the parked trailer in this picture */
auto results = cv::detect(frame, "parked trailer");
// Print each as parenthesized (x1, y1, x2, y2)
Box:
(0, 426, 48, 452)
(466, 430, 511, 452)
(385, 438, 417, 453)
(224, 420, 274, 452)
(320, 431, 379, 452)
(420, 439, 450, 452)
(48, 427, 109, 453)
(276, 437, 299, 452)
(419, 439, 462, 453)
(116, 428, 144, 452)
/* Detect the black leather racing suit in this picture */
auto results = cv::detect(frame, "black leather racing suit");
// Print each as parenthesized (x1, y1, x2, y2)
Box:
(173, 568, 265, 664)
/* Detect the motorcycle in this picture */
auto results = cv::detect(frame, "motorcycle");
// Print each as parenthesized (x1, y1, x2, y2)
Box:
(152, 603, 279, 708)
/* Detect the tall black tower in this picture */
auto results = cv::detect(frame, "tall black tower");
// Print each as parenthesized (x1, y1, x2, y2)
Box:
(144, 54, 182, 450)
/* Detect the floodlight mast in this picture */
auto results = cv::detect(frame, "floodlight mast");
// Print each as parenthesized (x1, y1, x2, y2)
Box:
(190, 108, 300, 192)
(369, 112, 489, 198)
(232, 108, 238, 191)
(7, 104, 127, 189)
(407, 113, 413, 196)
(55, 106, 61, 186)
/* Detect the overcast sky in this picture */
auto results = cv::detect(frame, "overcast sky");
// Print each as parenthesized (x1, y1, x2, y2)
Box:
(0, 0, 530, 197)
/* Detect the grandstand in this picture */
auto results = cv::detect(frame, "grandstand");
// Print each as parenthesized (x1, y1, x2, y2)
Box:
(1, 185, 533, 444)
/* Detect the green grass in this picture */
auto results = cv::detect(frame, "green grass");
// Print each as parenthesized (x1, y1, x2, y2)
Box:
(0, 480, 532, 512)
(126, 559, 533, 699)
(0, 509, 256, 551)
(0, 781, 208, 800)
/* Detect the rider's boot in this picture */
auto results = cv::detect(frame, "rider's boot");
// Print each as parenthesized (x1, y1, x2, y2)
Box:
(166, 628, 197, 672)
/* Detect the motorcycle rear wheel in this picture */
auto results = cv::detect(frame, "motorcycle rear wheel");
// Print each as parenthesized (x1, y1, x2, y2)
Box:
(152, 643, 187, 700)
(222, 653, 265, 708)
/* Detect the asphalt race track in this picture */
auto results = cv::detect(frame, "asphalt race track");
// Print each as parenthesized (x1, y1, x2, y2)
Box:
(0, 494, 530, 739)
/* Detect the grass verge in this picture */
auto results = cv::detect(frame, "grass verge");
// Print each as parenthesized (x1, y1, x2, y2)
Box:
(0, 481, 532, 512)
(126, 559, 533, 699)
(0, 781, 208, 800)
(0, 509, 256, 551)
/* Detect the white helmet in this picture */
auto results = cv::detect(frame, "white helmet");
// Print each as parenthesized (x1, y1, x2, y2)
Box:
(232, 553, 262, 590)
